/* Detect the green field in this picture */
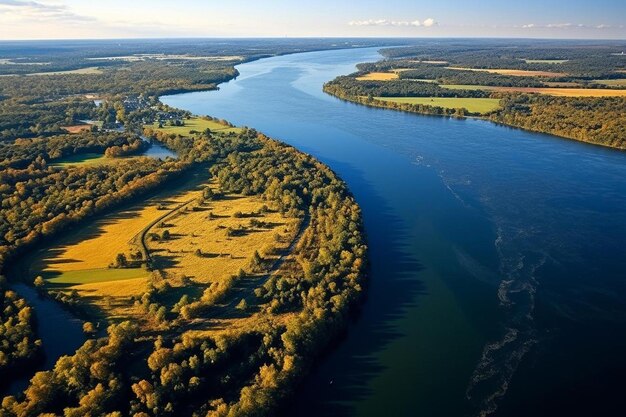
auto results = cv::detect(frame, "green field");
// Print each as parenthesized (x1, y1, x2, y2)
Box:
(592, 79, 626, 87)
(51, 153, 110, 167)
(43, 268, 147, 285)
(147, 117, 242, 135)
(376, 96, 502, 114)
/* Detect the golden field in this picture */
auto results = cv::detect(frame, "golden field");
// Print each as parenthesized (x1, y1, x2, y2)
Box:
(356, 72, 400, 81)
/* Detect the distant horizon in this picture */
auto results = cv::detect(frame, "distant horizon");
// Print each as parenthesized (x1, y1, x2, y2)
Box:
(1, 36, 625, 43)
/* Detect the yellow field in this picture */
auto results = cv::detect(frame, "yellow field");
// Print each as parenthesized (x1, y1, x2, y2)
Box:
(149, 189, 299, 285)
(356, 72, 399, 81)
(446, 67, 567, 77)
(25, 170, 301, 326)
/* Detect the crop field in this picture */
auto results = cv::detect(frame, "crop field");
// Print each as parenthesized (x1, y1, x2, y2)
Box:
(27, 67, 103, 76)
(441, 84, 626, 96)
(147, 117, 242, 135)
(446, 66, 567, 77)
(25, 171, 301, 326)
(592, 79, 626, 87)
(375, 96, 502, 114)
(24, 173, 208, 317)
(356, 72, 399, 81)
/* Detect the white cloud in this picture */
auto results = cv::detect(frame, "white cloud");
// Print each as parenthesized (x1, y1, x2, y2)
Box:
(521, 22, 621, 30)
(422, 18, 437, 27)
(0, 0, 94, 23)
(349, 18, 437, 28)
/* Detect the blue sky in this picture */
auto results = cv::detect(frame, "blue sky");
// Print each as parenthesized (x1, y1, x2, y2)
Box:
(0, 0, 624, 40)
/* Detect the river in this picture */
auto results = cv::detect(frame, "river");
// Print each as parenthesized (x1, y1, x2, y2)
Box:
(162, 47, 626, 417)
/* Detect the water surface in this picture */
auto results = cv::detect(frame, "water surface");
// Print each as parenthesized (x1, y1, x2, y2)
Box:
(165, 47, 626, 416)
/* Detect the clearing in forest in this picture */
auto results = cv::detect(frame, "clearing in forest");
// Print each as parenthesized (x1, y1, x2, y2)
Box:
(147, 117, 243, 135)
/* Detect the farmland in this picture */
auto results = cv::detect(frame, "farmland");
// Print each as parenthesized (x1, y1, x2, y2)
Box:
(356, 71, 399, 81)
(375, 96, 502, 114)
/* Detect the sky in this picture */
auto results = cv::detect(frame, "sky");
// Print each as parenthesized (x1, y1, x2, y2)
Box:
(0, 0, 624, 40)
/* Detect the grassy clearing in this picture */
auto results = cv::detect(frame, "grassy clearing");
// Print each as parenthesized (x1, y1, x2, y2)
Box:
(523, 59, 569, 64)
(441, 84, 626, 97)
(61, 124, 93, 134)
(27, 67, 102, 76)
(51, 153, 109, 167)
(147, 184, 299, 286)
(25, 170, 300, 327)
(593, 79, 626, 87)
(446, 66, 567, 77)
(375, 96, 501, 114)
(146, 117, 242, 135)
(356, 72, 399, 81)
(24, 173, 209, 318)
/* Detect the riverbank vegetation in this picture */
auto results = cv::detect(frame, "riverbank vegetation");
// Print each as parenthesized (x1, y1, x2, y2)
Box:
(324, 39, 626, 148)
(1, 39, 368, 416)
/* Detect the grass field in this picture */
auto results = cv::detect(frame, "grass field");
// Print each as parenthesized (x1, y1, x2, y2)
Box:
(523, 59, 569, 64)
(24, 169, 300, 326)
(441, 84, 626, 96)
(446, 67, 567, 77)
(148, 186, 299, 285)
(356, 72, 399, 81)
(375, 96, 501, 114)
(146, 117, 242, 135)
(51, 153, 109, 167)
(24, 173, 209, 318)
(28, 67, 102, 76)
(61, 124, 93, 134)
(592, 79, 626, 87)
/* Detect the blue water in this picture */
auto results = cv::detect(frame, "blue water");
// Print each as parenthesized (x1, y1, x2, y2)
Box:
(163, 47, 626, 417)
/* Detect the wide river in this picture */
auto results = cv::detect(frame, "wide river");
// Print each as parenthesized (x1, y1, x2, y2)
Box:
(170, 47, 626, 417)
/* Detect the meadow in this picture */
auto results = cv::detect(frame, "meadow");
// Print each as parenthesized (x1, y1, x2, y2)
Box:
(50, 152, 109, 167)
(146, 116, 242, 135)
(375, 96, 502, 114)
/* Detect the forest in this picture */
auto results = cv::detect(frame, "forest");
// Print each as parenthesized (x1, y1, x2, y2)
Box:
(0, 39, 368, 417)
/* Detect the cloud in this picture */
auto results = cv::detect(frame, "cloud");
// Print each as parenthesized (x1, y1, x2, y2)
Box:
(349, 18, 437, 28)
(0, 0, 94, 24)
(521, 22, 621, 30)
